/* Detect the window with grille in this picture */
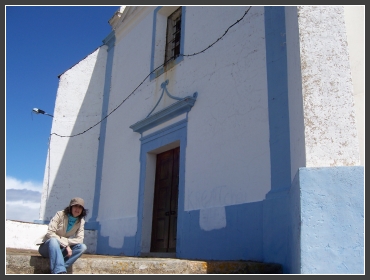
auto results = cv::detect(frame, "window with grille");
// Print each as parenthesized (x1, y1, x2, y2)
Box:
(164, 7, 182, 65)
(150, 6, 185, 80)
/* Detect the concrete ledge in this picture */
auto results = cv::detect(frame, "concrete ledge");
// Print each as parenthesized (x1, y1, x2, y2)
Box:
(6, 220, 97, 254)
(6, 248, 283, 274)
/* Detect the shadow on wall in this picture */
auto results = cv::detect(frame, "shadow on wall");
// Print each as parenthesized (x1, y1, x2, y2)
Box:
(41, 47, 108, 225)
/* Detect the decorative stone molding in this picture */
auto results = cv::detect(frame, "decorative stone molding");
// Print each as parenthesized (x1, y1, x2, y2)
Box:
(130, 80, 197, 133)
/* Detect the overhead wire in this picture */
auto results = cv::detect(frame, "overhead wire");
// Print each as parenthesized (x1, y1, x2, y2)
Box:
(50, 6, 252, 139)
(44, 6, 252, 197)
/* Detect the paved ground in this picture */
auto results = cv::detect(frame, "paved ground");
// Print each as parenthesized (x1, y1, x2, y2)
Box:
(6, 248, 283, 274)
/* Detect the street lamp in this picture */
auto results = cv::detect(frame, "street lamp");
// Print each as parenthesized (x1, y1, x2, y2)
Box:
(32, 107, 54, 199)
(32, 108, 53, 118)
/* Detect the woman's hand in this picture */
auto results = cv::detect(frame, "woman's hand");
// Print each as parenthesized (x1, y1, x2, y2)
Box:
(66, 246, 72, 257)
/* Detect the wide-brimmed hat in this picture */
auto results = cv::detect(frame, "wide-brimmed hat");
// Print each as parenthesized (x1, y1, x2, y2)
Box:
(69, 197, 84, 209)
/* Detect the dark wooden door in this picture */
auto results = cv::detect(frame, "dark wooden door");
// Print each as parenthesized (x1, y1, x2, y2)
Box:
(150, 147, 179, 252)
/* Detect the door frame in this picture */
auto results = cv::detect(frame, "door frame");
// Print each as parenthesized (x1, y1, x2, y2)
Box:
(136, 119, 188, 256)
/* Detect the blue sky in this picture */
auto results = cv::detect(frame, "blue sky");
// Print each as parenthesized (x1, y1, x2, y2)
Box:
(6, 5, 121, 222)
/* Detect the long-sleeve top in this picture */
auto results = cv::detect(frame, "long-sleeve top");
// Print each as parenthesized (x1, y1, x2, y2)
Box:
(35, 210, 85, 248)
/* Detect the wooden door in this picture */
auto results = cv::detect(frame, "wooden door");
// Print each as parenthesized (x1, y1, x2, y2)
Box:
(150, 147, 179, 252)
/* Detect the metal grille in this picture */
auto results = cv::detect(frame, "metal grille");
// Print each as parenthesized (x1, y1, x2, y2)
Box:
(164, 7, 182, 64)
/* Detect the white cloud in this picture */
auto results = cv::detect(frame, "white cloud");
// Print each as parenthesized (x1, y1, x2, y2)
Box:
(6, 201, 41, 223)
(6, 176, 43, 192)
(6, 176, 42, 223)
(6, 200, 41, 209)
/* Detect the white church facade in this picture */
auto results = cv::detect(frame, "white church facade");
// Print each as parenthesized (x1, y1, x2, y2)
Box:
(36, 6, 364, 274)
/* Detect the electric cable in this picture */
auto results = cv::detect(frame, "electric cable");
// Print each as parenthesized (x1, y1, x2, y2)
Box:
(45, 6, 253, 198)
(50, 6, 252, 138)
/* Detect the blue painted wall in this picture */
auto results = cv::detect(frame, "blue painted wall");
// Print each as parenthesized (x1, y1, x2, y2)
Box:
(178, 202, 264, 261)
(298, 166, 364, 274)
(87, 31, 116, 231)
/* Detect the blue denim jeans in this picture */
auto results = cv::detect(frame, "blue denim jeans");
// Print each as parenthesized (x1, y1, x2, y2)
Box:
(38, 238, 87, 274)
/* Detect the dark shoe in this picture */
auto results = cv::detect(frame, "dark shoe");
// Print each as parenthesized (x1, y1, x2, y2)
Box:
(57, 271, 67, 274)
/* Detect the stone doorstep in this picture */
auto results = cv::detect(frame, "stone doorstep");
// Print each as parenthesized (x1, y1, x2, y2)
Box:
(6, 248, 283, 274)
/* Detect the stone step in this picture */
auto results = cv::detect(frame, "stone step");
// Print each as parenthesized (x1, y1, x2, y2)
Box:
(6, 248, 283, 274)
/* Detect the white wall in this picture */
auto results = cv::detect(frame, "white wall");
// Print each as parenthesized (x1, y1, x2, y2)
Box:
(297, 6, 360, 167)
(99, 4, 270, 214)
(183, 6, 271, 210)
(343, 6, 365, 166)
(285, 6, 306, 181)
(97, 6, 272, 248)
(39, 46, 108, 221)
(6, 220, 97, 254)
(97, 7, 155, 248)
